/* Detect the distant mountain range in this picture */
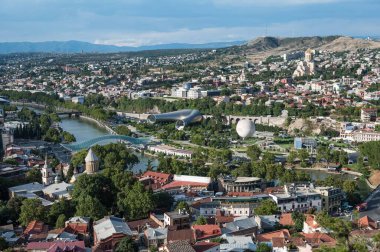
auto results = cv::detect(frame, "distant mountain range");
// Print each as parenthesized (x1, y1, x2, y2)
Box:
(0, 40, 246, 54)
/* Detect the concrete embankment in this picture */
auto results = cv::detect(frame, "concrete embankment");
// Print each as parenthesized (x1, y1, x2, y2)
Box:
(79, 115, 116, 135)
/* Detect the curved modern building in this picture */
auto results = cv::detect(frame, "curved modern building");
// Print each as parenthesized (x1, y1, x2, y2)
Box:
(147, 109, 203, 130)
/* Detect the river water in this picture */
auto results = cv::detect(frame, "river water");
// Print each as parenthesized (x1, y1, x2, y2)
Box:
(60, 117, 159, 173)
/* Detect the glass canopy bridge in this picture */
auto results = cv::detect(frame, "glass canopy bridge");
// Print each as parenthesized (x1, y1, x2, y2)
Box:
(61, 135, 151, 152)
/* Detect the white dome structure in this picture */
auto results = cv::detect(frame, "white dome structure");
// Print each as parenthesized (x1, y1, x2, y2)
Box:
(236, 119, 256, 139)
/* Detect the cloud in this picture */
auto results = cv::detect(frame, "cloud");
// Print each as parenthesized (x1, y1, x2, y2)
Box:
(93, 18, 380, 46)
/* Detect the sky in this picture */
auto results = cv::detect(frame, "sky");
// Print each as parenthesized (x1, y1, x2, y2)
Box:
(0, 0, 379, 46)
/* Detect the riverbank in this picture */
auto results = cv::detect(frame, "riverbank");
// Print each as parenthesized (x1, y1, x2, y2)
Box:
(79, 115, 116, 135)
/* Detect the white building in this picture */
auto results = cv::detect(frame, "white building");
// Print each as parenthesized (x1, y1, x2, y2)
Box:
(171, 87, 187, 98)
(187, 87, 202, 99)
(71, 96, 84, 104)
(269, 184, 322, 213)
(147, 144, 193, 158)
(41, 155, 54, 186)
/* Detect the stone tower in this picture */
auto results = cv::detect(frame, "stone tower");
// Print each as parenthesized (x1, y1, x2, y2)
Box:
(42, 155, 54, 185)
(85, 148, 99, 174)
(305, 48, 314, 63)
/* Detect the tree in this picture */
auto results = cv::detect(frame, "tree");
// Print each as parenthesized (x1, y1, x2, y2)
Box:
(62, 131, 76, 143)
(246, 145, 262, 161)
(0, 237, 8, 251)
(43, 128, 61, 143)
(175, 201, 190, 214)
(19, 198, 46, 226)
(47, 198, 75, 226)
(342, 180, 357, 195)
(115, 125, 132, 136)
(195, 216, 207, 225)
(75, 195, 107, 220)
(254, 199, 279, 215)
(287, 151, 298, 164)
(149, 245, 158, 252)
(256, 243, 272, 252)
(71, 174, 116, 210)
(26, 168, 42, 183)
(118, 182, 154, 220)
(153, 192, 174, 212)
(291, 211, 305, 232)
(6, 196, 24, 222)
(55, 214, 66, 228)
(115, 237, 137, 252)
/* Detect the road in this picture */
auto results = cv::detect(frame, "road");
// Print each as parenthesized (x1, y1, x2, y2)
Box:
(360, 185, 380, 221)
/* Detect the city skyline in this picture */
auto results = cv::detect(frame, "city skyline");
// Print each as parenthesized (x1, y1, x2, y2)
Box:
(0, 0, 379, 46)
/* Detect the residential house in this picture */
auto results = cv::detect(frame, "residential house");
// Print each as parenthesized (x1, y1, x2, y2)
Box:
(193, 242, 220, 252)
(144, 227, 168, 248)
(192, 225, 222, 241)
(164, 210, 190, 230)
(302, 215, 328, 234)
(165, 240, 196, 252)
(26, 241, 86, 252)
(93, 216, 132, 252)
(222, 216, 258, 236)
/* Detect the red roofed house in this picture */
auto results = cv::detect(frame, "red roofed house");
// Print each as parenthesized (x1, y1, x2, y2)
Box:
(192, 225, 221, 241)
(141, 171, 173, 184)
(64, 217, 91, 244)
(301, 232, 337, 248)
(192, 242, 220, 252)
(279, 213, 295, 227)
(256, 229, 291, 243)
(140, 171, 173, 190)
(93, 216, 133, 252)
(26, 240, 86, 252)
(358, 216, 378, 230)
(24, 220, 48, 235)
(302, 215, 328, 234)
(161, 175, 211, 193)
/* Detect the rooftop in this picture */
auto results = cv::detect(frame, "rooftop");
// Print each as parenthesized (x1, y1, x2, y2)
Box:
(93, 216, 132, 241)
(85, 148, 99, 162)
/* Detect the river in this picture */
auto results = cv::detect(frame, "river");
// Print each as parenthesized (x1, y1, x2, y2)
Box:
(59, 117, 159, 173)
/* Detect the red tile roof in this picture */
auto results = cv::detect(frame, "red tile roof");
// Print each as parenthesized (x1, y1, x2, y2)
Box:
(358, 216, 377, 230)
(26, 241, 86, 251)
(167, 228, 195, 244)
(256, 229, 291, 242)
(192, 225, 222, 241)
(161, 181, 210, 190)
(301, 232, 336, 247)
(65, 223, 89, 235)
(24, 220, 48, 235)
(279, 213, 295, 226)
(142, 171, 172, 184)
(193, 242, 220, 252)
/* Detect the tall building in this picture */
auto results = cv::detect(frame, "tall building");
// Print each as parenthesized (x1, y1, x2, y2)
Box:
(85, 148, 99, 174)
(305, 48, 314, 62)
(41, 155, 54, 186)
(361, 108, 377, 122)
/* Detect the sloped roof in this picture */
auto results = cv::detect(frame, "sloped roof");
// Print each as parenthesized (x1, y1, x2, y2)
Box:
(93, 216, 132, 241)
(358, 215, 377, 230)
(192, 225, 221, 240)
(279, 213, 295, 226)
(166, 240, 196, 252)
(85, 148, 99, 162)
(26, 241, 86, 252)
(256, 229, 291, 242)
(223, 216, 258, 234)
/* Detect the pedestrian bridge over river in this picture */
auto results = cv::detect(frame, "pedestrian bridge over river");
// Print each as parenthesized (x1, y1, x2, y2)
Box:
(61, 135, 151, 152)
